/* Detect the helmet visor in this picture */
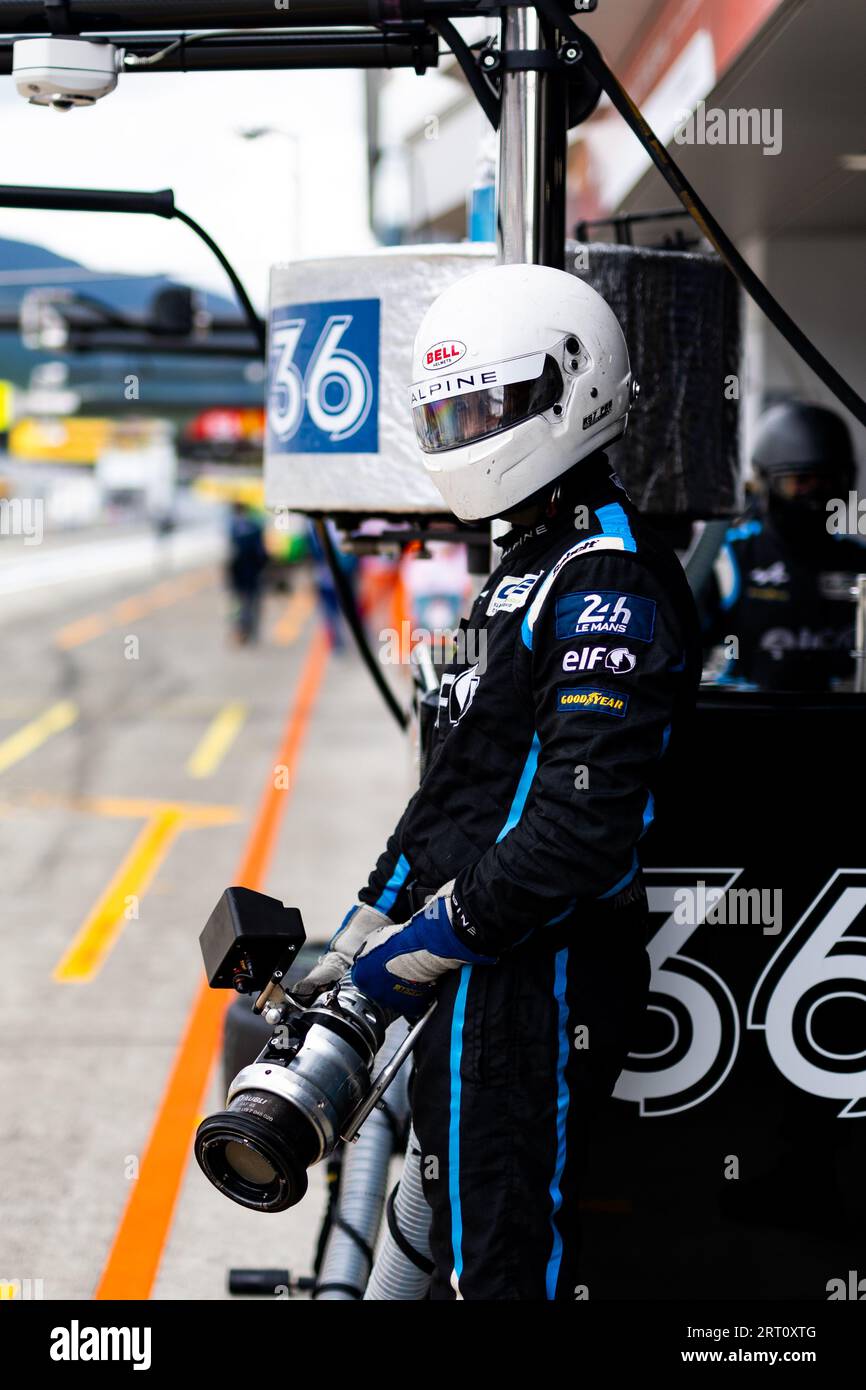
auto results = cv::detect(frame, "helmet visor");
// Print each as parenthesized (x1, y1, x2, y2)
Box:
(411, 353, 563, 454)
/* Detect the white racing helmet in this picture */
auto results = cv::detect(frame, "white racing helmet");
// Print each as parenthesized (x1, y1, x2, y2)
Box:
(409, 263, 634, 521)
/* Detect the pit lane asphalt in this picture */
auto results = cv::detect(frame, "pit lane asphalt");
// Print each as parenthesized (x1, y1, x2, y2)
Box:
(0, 528, 410, 1300)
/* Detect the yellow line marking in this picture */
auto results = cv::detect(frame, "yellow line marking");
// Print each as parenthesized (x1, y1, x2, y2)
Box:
(54, 567, 215, 651)
(54, 807, 185, 983)
(186, 701, 247, 779)
(272, 586, 315, 645)
(93, 626, 330, 1299)
(50, 794, 241, 982)
(0, 700, 78, 774)
(1, 789, 241, 822)
(80, 797, 240, 824)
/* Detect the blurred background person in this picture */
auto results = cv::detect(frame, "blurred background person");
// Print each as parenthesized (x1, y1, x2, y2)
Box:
(227, 499, 268, 644)
(308, 518, 358, 652)
(700, 402, 866, 690)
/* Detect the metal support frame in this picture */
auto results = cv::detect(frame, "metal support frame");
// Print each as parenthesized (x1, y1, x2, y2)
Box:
(0, 1, 386, 27)
(489, 8, 566, 555)
(0, 0, 590, 29)
(495, 6, 565, 270)
(0, 28, 440, 73)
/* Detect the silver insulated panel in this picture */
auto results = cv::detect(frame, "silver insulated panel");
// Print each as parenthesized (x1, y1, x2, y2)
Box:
(264, 242, 740, 519)
(265, 243, 493, 516)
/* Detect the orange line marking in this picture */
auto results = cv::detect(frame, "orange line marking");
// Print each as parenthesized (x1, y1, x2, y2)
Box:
(54, 568, 215, 651)
(94, 626, 330, 1300)
(272, 586, 315, 646)
(55, 615, 111, 650)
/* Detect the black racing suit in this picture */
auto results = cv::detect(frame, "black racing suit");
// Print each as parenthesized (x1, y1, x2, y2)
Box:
(358, 457, 702, 1299)
(700, 510, 866, 689)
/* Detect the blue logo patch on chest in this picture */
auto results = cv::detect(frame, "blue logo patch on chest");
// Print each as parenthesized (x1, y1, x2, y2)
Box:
(486, 572, 542, 615)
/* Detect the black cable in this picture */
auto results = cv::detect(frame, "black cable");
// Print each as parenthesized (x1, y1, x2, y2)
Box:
(0, 184, 265, 354)
(313, 518, 409, 732)
(172, 206, 266, 354)
(312, 1151, 343, 1280)
(329, 1215, 375, 1270)
(313, 1213, 375, 1299)
(535, 1, 866, 429)
(384, 1183, 435, 1274)
(429, 15, 499, 129)
(376, 1095, 403, 1148)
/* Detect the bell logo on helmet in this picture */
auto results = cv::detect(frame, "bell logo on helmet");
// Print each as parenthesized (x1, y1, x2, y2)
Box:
(423, 340, 466, 370)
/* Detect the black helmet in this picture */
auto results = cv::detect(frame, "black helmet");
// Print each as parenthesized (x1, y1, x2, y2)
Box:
(752, 402, 855, 482)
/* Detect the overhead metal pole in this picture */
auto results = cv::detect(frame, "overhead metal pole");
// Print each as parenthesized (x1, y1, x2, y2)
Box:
(490, 7, 566, 551)
(495, 6, 566, 269)
(0, 30, 440, 72)
(0, 0, 373, 29)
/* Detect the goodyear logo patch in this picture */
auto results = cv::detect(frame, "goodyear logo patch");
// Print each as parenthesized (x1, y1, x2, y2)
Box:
(557, 687, 629, 717)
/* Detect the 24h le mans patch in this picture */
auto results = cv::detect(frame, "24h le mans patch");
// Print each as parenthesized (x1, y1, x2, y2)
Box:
(555, 590, 656, 643)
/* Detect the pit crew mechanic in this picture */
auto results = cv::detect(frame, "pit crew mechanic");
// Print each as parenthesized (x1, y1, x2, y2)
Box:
(297, 264, 702, 1300)
(700, 402, 866, 690)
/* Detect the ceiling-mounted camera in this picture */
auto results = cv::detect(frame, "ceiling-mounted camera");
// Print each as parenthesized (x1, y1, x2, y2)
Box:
(12, 37, 123, 111)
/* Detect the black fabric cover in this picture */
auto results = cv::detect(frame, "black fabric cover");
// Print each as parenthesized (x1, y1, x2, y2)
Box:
(571, 241, 741, 517)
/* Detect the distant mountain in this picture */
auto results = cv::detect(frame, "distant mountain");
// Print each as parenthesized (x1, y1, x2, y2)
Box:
(0, 236, 79, 271)
(0, 234, 260, 412)
(0, 234, 241, 315)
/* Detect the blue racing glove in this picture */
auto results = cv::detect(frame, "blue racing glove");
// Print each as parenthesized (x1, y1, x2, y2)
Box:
(351, 885, 495, 1019)
(291, 903, 391, 1004)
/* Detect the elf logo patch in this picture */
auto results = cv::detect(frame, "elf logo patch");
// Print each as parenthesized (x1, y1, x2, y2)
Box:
(562, 645, 637, 674)
(606, 647, 637, 673)
(423, 340, 466, 370)
(557, 687, 629, 717)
